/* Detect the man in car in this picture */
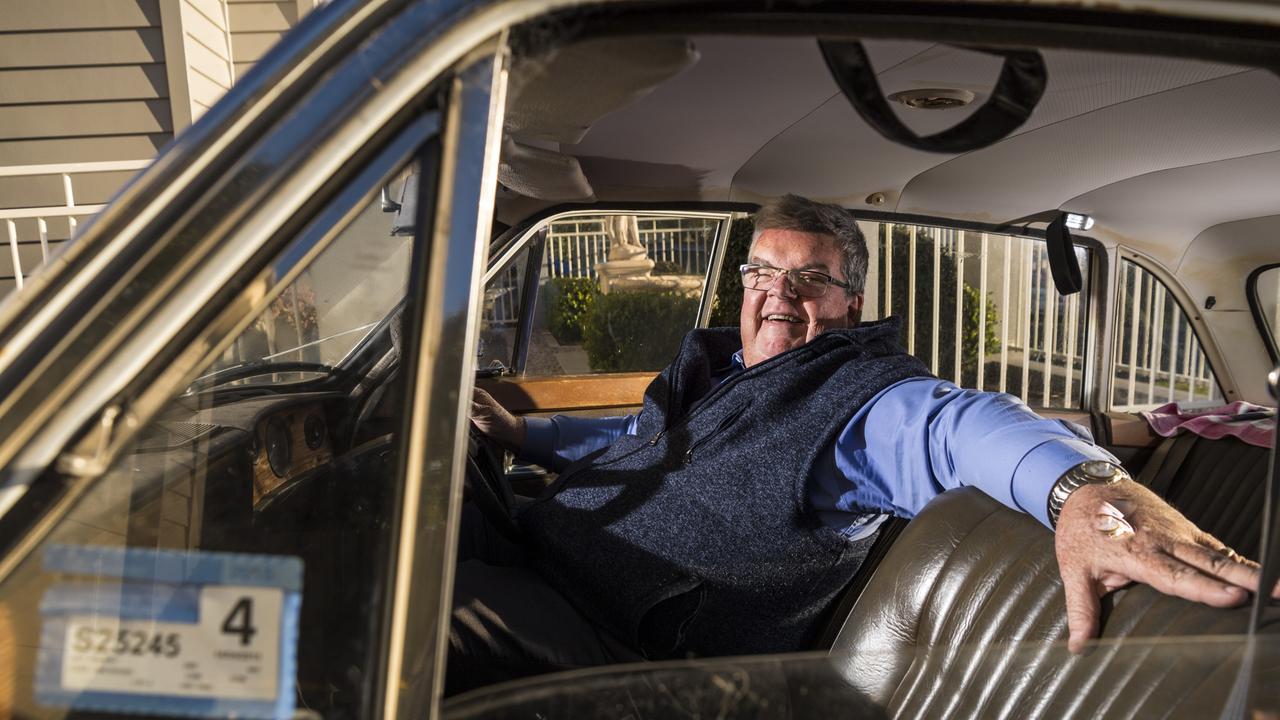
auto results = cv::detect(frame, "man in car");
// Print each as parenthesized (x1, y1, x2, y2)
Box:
(455, 194, 1270, 693)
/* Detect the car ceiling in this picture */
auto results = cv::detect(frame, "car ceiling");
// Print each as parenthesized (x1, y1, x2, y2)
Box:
(497, 32, 1280, 393)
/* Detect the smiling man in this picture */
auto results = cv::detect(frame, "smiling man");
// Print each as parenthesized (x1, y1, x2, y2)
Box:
(458, 194, 1270, 694)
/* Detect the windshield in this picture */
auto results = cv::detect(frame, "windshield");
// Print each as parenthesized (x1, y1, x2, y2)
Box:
(191, 171, 415, 390)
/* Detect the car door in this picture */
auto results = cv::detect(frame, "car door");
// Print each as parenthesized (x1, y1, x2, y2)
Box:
(0, 1, 517, 717)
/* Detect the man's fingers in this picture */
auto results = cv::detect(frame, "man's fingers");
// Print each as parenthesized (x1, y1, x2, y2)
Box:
(1130, 550, 1249, 607)
(1061, 568, 1102, 654)
(1167, 540, 1260, 594)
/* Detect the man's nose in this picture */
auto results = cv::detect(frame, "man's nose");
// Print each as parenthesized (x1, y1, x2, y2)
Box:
(764, 271, 799, 299)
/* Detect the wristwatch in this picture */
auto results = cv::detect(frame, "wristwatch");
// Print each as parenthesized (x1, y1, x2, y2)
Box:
(1047, 460, 1131, 528)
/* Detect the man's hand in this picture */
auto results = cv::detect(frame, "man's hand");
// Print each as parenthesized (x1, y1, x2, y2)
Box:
(1055, 478, 1278, 653)
(471, 387, 526, 453)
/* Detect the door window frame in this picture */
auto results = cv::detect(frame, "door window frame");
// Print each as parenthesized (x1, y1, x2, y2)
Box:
(482, 208, 738, 377)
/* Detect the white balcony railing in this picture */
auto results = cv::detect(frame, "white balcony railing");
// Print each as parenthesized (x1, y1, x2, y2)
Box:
(1, 160, 150, 292)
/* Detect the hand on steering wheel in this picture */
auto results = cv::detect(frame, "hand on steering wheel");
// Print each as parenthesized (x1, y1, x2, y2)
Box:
(466, 389, 523, 541)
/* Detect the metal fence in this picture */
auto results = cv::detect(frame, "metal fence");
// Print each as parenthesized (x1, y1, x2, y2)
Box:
(1111, 259, 1219, 409)
(543, 216, 718, 279)
(866, 224, 1090, 408)
(484, 216, 719, 327)
(1, 160, 151, 294)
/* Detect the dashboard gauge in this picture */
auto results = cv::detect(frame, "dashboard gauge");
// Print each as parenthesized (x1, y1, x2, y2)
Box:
(304, 415, 326, 450)
(265, 418, 291, 478)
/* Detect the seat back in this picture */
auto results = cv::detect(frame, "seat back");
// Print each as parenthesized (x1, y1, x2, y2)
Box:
(828, 488, 1271, 719)
(1138, 433, 1267, 557)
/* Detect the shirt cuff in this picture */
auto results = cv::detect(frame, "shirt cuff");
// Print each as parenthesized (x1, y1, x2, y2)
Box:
(1011, 437, 1119, 529)
(517, 417, 559, 470)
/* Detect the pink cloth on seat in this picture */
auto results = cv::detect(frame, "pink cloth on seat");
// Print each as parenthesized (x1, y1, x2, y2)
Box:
(1140, 401, 1275, 449)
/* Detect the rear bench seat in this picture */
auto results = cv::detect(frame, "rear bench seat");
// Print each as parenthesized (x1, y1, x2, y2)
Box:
(1136, 432, 1267, 557)
(827, 430, 1275, 718)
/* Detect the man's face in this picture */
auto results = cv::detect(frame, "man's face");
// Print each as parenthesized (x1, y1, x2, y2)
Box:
(739, 229, 864, 367)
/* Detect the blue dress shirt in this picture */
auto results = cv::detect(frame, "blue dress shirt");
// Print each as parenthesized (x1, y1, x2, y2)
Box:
(520, 351, 1117, 539)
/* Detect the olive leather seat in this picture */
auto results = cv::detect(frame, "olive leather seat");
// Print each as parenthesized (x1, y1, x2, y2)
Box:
(828, 487, 1275, 719)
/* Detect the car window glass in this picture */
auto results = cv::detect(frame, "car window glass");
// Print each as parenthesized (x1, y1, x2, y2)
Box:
(194, 169, 415, 388)
(1112, 259, 1222, 410)
(1249, 265, 1280, 362)
(486, 213, 721, 376)
(479, 244, 532, 373)
(0, 161, 421, 720)
(868, 223, 1091, 409)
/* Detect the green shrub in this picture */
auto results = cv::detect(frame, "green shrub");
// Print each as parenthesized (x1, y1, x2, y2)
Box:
(583, 289, 701, 371)
(546, 277, 597, 345)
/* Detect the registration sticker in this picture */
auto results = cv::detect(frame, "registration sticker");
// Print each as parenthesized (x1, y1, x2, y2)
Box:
(36, 545, 303, 719)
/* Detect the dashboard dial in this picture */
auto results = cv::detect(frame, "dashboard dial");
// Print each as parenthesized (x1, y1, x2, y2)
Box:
(304, 415, 326, 450)
(265, 418, 292, 478)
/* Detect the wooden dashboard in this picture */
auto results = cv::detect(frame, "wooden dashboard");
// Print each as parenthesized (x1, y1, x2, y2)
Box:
(251, 401, 333, 504)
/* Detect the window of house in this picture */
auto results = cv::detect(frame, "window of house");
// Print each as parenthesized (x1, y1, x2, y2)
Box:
(480, 213, 726, 376)
(1111, 259, 1222, 410)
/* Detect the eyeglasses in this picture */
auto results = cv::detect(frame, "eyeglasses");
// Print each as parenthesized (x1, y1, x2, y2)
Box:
(739, 263, 851, 298)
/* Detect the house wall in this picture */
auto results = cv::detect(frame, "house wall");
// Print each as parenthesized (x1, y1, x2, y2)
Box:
(229, 0, 310, 77)
(0, 0, 314, 295)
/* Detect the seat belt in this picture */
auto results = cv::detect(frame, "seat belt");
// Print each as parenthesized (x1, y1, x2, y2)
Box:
(1144, 433, 1199, 499)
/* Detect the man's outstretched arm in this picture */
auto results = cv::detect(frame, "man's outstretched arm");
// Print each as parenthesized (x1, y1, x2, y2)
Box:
(848, 378, 1277, 652)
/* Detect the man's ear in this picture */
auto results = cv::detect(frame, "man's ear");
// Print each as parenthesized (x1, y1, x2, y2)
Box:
(847, 292, 864, 326)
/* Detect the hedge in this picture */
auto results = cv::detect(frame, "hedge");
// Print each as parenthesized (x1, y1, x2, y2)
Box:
(583, 289, 701, 372)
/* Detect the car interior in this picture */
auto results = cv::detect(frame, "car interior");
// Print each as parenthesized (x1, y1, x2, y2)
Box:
(3, 3, 1280, 719)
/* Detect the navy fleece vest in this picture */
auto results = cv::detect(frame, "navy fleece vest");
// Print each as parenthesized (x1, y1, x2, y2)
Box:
(519, 318, 931, 658)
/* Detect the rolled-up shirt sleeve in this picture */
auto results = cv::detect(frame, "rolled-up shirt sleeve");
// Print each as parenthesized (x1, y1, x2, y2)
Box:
(519, 414, 639, 472)
(824, 377, 1118, 529)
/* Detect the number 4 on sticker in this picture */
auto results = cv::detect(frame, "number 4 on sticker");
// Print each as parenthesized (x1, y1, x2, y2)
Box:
(221, 597, 257, 646)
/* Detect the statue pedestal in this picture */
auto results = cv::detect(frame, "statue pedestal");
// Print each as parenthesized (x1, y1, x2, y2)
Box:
(594, 257, 655, 294)
(609, 275, 703, 295)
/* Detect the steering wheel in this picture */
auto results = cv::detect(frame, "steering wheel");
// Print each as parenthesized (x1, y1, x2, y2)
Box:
(465, 424, 523, 541)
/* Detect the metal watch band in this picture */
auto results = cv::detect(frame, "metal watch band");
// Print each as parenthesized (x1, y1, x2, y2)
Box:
(1047, 460, 1131, 528)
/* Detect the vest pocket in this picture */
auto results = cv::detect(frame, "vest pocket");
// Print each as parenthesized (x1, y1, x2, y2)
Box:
(632, 574, 706, 659)
(683, 400, 750, 465)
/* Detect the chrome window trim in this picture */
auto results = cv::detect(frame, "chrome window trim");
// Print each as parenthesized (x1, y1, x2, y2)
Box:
(697, 212, 747, 328)
(1245, 263, 1280, 364)
(1108, 249, 1238, 408)
(378, 47, 509, 719)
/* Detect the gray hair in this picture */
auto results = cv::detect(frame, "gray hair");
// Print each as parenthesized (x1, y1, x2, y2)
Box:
(751, 194, 868, 296)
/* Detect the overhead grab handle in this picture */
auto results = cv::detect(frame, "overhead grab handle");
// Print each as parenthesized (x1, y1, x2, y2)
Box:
(818, 40, 1048, 154)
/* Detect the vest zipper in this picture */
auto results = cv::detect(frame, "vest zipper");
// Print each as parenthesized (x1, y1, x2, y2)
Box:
(683, 401, 749, 464)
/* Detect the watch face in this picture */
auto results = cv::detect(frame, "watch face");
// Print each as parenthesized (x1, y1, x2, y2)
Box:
(1082, 460, 1118, 479)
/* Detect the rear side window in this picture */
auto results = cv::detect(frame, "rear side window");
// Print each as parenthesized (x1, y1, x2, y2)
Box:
(862, 222, 1092, 410)
(1111, 259, 1222, 410)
